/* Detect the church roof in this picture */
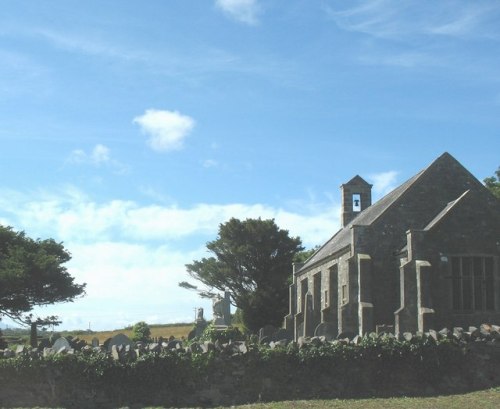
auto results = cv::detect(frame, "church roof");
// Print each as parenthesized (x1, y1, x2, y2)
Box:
(341, 175, 373, 187)
(297, 152, 482, 273)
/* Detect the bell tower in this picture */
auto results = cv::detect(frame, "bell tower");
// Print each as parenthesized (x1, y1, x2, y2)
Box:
(340, 175, 372, 227)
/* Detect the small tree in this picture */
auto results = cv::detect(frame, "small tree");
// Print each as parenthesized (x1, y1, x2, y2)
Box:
(131, 321, 151, 342)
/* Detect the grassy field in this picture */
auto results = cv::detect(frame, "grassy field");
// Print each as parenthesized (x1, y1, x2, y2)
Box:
(206, 388, 500, 409)
(75, 323, 194, 344)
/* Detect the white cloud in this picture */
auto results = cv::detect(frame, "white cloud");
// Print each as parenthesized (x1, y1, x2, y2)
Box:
(66, 144, 127, 174)
(133, 109, 195, 152)
(215, 0, 260, 25)
(369, 171, 399, 198)
(0, 188, 339, 246)
(0, 186, 341, 330)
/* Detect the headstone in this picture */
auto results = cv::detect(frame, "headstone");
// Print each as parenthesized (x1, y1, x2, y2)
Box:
(107, 333, 133, 352)
(52, 337, 71, 351)
(38, 338, 51, 350)
(274, 328, 293, 342)
(16, 345, 26, 355)
(428, 329, 439, 342)
(91, 337, 100, 347)
(43, 348, 55, 358)
(111, 345, 121, 361)
(439, 327, 451, 338)
(314, 322, 337, 341)
(259, 325, 277, 342)
(403, 332, 413, 342)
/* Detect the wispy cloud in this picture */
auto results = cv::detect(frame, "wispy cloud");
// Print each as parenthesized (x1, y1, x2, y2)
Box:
(202, 159, 219, 168)
(326, 0, 500, 41)
(66, 144, 128, 174)
(215, 0, 260, 25)
(369, 170, 399, 198)
(133, 109, 195, 152)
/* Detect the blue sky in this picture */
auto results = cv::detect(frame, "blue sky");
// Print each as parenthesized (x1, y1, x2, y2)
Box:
(1, 0, 499, 330)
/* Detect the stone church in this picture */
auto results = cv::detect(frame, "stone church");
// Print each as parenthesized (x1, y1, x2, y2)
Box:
(284, 153, 500, 338)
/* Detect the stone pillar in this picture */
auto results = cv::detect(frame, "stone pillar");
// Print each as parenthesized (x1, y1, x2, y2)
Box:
(339, 256, 358, 335)
(417, 260, 435, 332)
(357, 253, 374, 335)
(284, 282, 296, 332)
(394, 260, 417, 334)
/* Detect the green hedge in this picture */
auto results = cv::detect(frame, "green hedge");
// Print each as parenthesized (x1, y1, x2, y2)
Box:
(0, 336, 472, 408)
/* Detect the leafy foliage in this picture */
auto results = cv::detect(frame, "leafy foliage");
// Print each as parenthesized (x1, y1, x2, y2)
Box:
(183, 218, 303, 332)
(293, 245, 321, 264)
(0, 225, 86, 324)
(131, 321, 151, 342)
(484, 166, 500, 199)
(198, 323, 244, 343)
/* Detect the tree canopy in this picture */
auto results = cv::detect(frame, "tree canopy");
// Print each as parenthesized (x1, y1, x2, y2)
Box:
(181, 218, 303, 332)
(0, 225, 86, 324)
(484, 166, 500, 199)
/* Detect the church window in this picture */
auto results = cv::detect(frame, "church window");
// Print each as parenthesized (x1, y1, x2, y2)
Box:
(451, 256, 495, 311)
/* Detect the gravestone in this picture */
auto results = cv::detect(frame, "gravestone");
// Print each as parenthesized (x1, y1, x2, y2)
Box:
(38, 338, 51, 350)
(91, 337, 100, 347)
(314, 322, 337, 341)
(259, 325, 277, 342)
(274, 328, 293, 342)
(107, 333, 133, 352)
(52, 337, 71, 351)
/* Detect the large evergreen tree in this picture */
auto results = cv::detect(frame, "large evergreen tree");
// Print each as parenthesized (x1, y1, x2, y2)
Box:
(0, 225, 86, 325)
(181, 218, 303, 332)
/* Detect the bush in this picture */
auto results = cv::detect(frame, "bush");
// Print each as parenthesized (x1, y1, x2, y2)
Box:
(199, 324, 244, 343)
(131, 321, 151, 343)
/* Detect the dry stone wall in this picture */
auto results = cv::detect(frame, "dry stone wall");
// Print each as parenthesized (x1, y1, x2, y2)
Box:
(0, 324, 499, 408)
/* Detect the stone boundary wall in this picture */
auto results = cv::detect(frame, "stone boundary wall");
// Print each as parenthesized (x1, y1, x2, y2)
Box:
(1, 325, 499, 408)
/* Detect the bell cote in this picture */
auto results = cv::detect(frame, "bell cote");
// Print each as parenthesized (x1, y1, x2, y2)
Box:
(340, 175, 372, 227)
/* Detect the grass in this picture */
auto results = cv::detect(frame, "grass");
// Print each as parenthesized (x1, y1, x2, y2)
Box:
(7, 389, 500, 409)
(206, 388, 500, 409)
(74, 323, 194, 344)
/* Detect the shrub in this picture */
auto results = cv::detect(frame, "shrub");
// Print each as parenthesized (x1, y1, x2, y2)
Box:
(131, 321, 151, 343)
(199, 324, 244, 343)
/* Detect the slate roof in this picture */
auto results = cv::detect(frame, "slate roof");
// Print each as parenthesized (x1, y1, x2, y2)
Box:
(296, 152, 455, 274)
